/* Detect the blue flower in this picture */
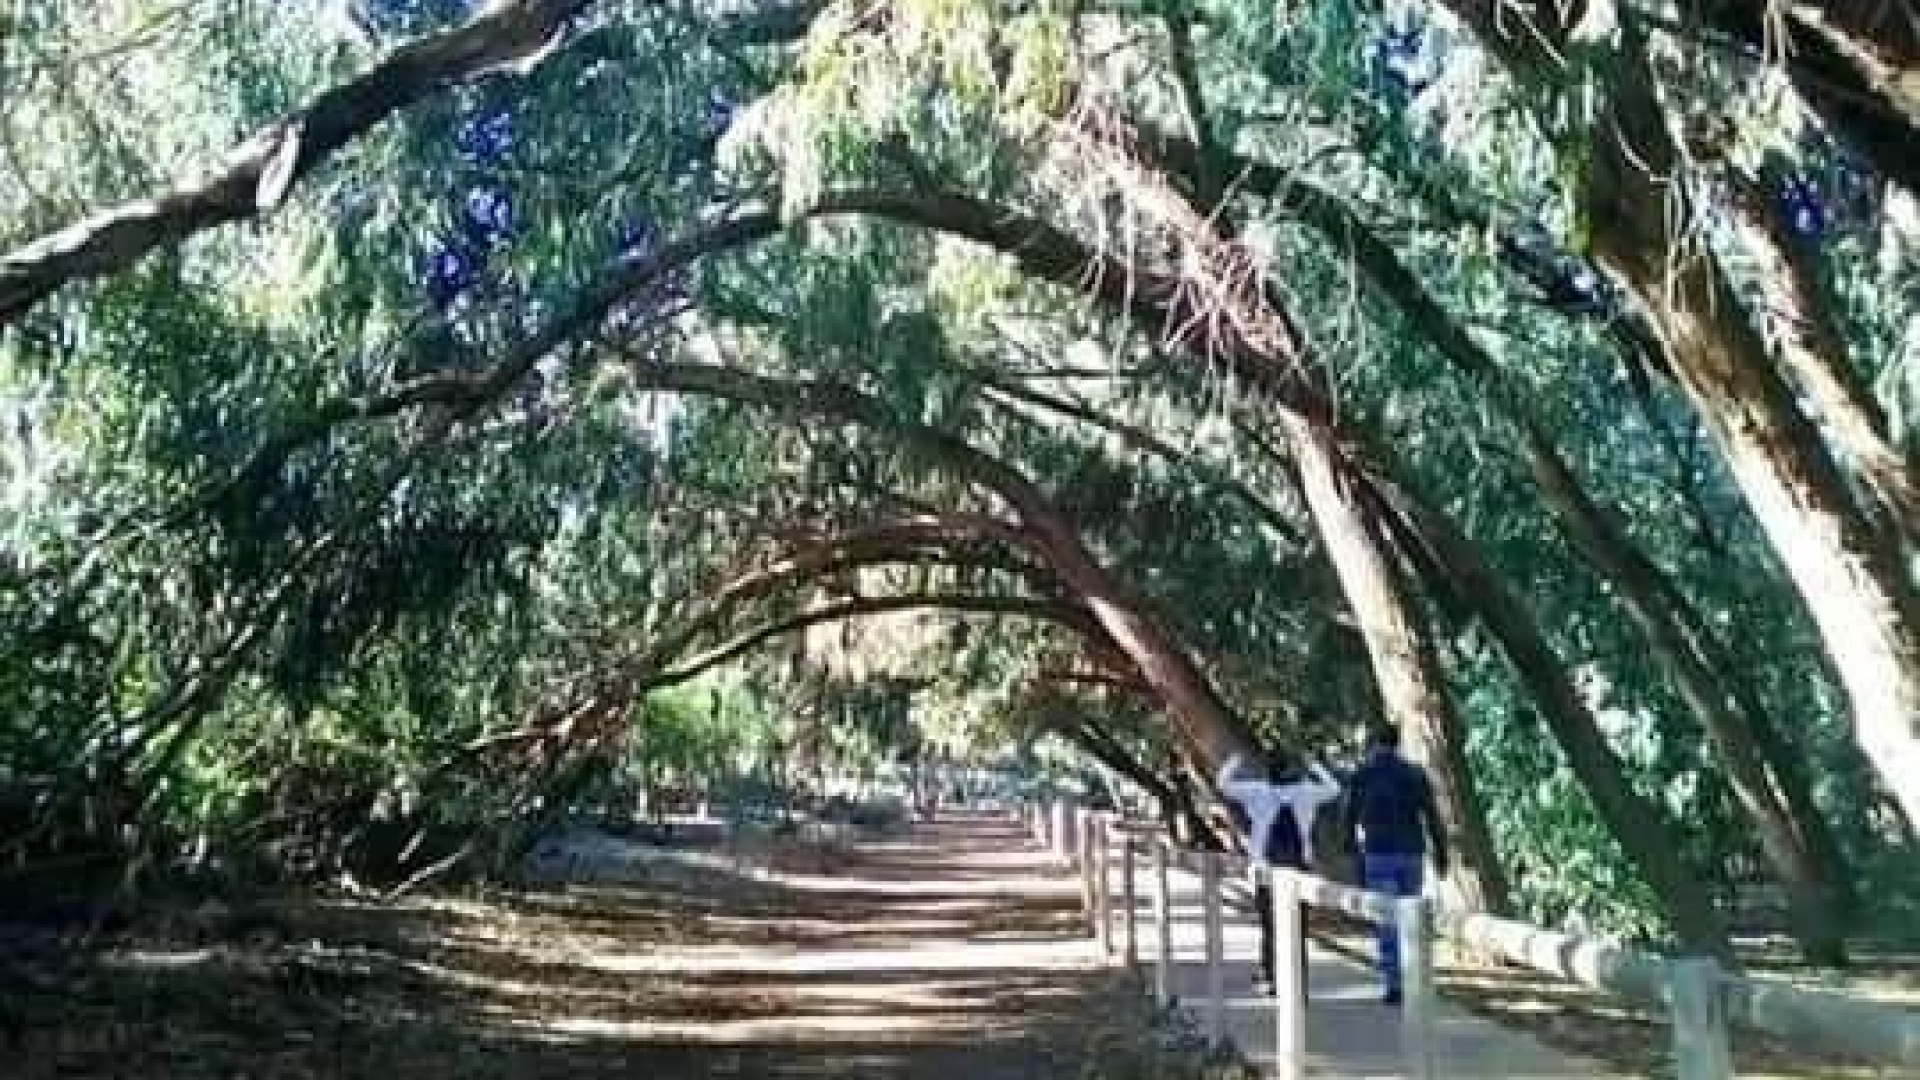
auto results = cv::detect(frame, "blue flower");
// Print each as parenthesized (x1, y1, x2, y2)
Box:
(704, 88, 736, 136)
(1369, 23, 1433, 99)
(1778, 174, 1828, 240)
(421, 243, 483, 308)
(456, 107, 514, 166)
(616, 216, 660, 265)
(460, 185, 514, 246)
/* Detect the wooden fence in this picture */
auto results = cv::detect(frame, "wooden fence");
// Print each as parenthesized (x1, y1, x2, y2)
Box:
(1020, 799, 1920, 1079)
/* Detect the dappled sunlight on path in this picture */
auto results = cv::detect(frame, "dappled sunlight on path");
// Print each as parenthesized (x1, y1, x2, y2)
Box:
(3, 812, 1149, 1079)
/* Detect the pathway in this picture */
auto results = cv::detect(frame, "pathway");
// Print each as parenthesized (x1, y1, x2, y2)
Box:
(540, 810, 1134, 1079)
(5, 809, 1612, 1078)
(4, 811, 1139, 1079)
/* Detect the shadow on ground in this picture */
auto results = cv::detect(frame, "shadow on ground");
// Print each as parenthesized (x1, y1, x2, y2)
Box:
(2, 813, 1155, 1080)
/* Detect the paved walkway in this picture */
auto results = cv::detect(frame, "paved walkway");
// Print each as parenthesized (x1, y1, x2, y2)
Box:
(1069, 821, 1613, 1078)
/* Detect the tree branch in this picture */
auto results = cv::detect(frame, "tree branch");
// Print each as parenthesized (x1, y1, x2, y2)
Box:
(648, 591, 1094, 689)
(0, 0, 591, 325)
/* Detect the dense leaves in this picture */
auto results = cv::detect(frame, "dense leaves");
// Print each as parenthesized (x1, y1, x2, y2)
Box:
(0, 0, 1915, 954)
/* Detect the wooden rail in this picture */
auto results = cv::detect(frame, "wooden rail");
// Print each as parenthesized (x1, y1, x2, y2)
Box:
(1019, 799, 1920, 1079)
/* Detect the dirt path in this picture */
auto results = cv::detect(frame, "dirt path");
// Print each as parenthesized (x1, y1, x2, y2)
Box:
(4, 812, 1164, 1079)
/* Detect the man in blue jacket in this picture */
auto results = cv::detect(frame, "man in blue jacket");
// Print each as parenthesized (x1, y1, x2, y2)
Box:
(1342, 723, 1450, 1004)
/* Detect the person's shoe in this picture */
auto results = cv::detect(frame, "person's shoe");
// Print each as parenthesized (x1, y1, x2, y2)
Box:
(1252, 976, 1276, 996)
(1382, 988, 1403, 1006)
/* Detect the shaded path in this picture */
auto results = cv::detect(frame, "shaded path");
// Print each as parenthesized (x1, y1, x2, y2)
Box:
(538, 811, 1133, 1079)
(4, 812, 1153, 1079)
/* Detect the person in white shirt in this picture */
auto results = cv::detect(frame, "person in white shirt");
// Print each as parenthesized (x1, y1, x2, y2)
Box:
(1216, 753, 1343, 995)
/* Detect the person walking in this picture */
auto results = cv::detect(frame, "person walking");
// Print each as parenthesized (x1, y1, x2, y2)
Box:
(1216, 752, 1342, 995)
(1342, 723, 1449, 1004)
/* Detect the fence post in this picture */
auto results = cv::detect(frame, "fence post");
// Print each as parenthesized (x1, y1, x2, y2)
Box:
(1274, 869, 1307, 1080)
(1397, 896, 1436, 1080)
(1079, 808, 1098, 936)
(1052, 800, 1069, 862)
(1154, 837, 1173, 1004)
(1122, 829, 1139, 969)
(1670, 958, 1734, 1080)
(1105, 814, 1121, 949)
(1202, 851, 1225, 1045)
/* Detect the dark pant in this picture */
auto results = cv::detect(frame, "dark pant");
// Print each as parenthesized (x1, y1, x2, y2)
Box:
(1253, 880, 1308, 989)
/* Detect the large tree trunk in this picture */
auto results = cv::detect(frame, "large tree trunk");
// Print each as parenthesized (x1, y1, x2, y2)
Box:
(1257, 170, 1851, 957)
(1373, 474, 1734, 956)
(1440, 0, 1920, 841)
(1722, 172, 1919, 540)
(1690, 0, 1920, 196)
(1525, 426, 1853, 963)
(1287, 415, 1512, 915)
(1591, 166, 1920, 837)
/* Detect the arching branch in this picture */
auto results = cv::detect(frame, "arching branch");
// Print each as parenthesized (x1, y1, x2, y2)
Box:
(0, 0, 591, 325)
(647, 591, 1095, 689)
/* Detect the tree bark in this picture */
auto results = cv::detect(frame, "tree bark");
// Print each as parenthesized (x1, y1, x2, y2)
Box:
(1525, 426, 1852, 963)
(1440, 0, 1920, 841)
(1286, 414, 1512, 915)
(1374, 474, 1734, 957)
(0, 0, 592, 324)
(1248, 167, 1852, 960)
(1722, 172, 1917, 540)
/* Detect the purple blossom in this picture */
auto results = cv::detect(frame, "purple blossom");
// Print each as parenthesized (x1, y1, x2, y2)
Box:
(704, 88, 737, 137)
(1371, 24, 1431, 97)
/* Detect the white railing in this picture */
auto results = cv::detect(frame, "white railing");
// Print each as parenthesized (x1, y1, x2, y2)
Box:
(1018, 798, 1920, 1079)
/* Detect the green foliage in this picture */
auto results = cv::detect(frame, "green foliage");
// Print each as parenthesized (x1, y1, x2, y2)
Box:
(0, 0, 1911, 955)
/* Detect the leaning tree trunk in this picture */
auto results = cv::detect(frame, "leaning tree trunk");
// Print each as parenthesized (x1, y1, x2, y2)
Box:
(1524, 425, 1853, 964)
(1269, 174, 1849, 957)
(1373, 474, 1735, 957)
(1048, 711, 1176, 811)
(1161, 760, 1220, 850)
(1287, 415, 1512, 915)
(1591, 153, 1920, 834)
(1438, 0, 1920, 839)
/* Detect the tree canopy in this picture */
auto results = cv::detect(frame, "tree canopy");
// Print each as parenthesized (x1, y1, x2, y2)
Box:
(2, 0, 1917, 961)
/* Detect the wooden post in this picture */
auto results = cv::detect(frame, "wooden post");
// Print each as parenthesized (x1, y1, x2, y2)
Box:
(1397, 896, 1436, 1080)
(1274, 869, 1307, 1080)
(1079, 808, 1098, 936)
(1096, 815, 1114, 955)
(1670, 958, 1734, 1080)
(1202, 851, 1225, 1044)
(1154, 837, 1173, 1004)
(1122, 829, 1139, 969)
